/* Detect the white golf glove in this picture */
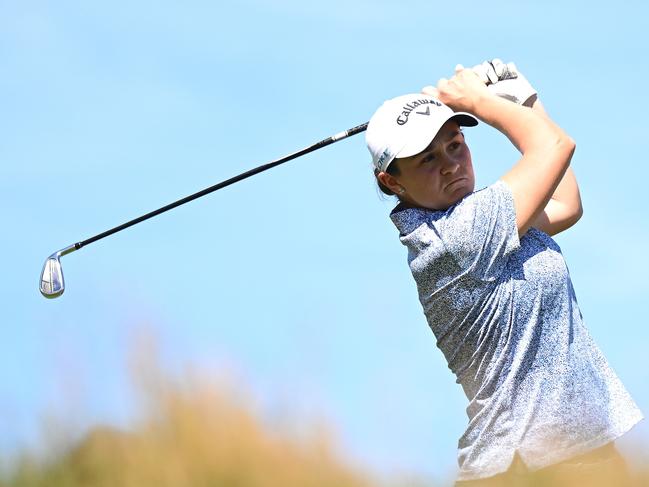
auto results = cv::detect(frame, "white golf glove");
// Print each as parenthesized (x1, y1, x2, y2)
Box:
(472, 59, 537, 106)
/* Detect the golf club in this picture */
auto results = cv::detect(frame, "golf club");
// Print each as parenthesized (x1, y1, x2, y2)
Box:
(39, 122, 368, 299)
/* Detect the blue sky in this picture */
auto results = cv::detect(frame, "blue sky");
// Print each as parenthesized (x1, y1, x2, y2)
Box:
(2, 0, 649, 482)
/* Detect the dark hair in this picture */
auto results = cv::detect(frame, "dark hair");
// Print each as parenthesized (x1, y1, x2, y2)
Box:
(374, 159, 401, 196)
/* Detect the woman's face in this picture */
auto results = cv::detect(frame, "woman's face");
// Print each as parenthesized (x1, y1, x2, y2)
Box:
(386, 120, 475, 210)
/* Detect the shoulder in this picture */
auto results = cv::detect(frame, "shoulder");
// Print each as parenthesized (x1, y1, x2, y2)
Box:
(390, 182, 511, 237)
(391, 182, 520, 280)
(389, 204, 440, 237)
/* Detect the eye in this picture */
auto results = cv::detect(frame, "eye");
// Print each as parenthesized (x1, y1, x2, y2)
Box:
(421, 153, 436, 164)
(449, 133, 466, 151)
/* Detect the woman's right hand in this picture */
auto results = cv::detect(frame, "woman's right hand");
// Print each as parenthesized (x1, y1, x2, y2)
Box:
(422, 65, 494, 114)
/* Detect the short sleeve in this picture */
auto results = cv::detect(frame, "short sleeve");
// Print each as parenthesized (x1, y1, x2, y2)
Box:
(436, 180, 520, 281)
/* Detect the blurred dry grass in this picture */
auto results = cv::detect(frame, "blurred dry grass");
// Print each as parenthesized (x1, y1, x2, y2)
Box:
(0, 342, 647, 487)
(0, 365, 373, 487)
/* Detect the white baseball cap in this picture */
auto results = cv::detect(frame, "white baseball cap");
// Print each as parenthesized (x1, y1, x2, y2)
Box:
(366, 93, 478, 172)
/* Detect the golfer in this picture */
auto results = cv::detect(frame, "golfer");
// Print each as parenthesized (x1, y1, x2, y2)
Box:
(366, 60, 643, 484)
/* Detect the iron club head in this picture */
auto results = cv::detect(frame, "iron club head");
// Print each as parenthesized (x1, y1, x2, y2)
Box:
(39, 245, 78, 299)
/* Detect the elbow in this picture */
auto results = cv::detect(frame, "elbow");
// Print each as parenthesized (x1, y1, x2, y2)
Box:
(556, 133, 576, 165)
(532, 131, 576, 169)
(562, 204, 583, 232)
(573, 200, 583, 224)
(568, 187, 583, 228)
(566, 135, 576, 156)
(564, 135, 581, 224)
(551, 200, 583, 235)
(541, 133, 576, 176)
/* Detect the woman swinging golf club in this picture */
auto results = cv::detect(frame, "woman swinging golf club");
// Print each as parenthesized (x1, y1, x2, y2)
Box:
(366, 60, 642, 484)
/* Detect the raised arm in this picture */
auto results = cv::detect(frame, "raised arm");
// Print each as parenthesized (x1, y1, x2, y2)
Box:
(528, 99, 583, 235)
(424, 69, 576, 237)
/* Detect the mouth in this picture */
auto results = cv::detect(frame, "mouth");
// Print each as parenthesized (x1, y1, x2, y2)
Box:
(445, 177, 467, 191)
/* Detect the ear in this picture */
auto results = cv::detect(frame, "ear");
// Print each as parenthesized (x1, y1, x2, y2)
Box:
(377, 171, 404, 195)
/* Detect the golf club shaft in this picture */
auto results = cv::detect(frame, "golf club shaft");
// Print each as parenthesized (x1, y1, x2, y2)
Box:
(72, 122, 368, 251)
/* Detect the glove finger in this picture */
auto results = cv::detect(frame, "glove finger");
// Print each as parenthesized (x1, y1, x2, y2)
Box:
(490, 59, 505, 78)
(471, 61, 495, 85)
(484, 61, 500, 84)
(503, 61, 519, 80)
(491, 59, 518, 81)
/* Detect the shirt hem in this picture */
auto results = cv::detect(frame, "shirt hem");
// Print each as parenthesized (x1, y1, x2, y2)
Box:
(525, 413, 644, 472)
(455, 411, 644, 481)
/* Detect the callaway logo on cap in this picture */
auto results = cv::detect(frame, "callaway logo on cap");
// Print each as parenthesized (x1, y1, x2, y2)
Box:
(366, 93, 478, 172)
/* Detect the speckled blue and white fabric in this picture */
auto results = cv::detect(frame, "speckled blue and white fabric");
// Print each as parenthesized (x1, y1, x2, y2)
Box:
(390, 180, 643, 481)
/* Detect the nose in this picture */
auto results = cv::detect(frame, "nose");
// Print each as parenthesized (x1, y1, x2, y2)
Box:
(439, 151, 460, 175)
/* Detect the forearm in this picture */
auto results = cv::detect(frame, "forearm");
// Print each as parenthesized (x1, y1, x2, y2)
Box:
(529, 98, 583, 234)
(471, 93, 571, 159)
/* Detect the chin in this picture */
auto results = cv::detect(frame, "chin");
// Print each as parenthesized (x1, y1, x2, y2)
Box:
(460, 185, 475, 199)
(419, 184, 475, 211)
(448, 184, 474, 206)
